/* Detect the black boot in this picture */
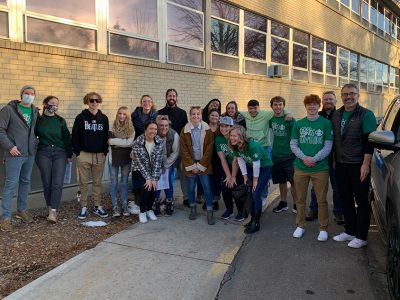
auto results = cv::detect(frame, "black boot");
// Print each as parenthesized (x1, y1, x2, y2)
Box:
(207, 210, 215, 225)
(153, 198, 161, 216)
(244, 214, 254, 229)
(213, 201, 219, 212)
(165, 199, 174, 216)
(189, 205, 197, 220)
(244, 212, 260, 234)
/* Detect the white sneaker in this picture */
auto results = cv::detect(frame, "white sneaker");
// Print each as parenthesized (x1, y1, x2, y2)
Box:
(317, 231, 328, 242)
(333, 232, 355, 242)
(127, 201, 140, 215)
(348, 238, 368, 249)
(139, 212, 147, 223)
(293, 227, 305, 238)
(262, 197, 267, 207)
(146, 210, 157, 221)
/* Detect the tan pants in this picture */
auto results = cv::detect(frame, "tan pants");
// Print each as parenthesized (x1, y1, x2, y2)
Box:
(294, 169, 329, 230)
(77, 151, 106, 207)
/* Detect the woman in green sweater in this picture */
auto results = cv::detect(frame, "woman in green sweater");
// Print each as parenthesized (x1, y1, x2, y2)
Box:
(35, 96, 72, 223)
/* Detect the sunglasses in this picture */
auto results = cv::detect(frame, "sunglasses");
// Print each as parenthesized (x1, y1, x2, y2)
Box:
(89, 98, 101, 103)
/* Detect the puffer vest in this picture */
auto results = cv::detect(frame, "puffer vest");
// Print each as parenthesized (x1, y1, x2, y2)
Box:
(332, 104, 368, 164)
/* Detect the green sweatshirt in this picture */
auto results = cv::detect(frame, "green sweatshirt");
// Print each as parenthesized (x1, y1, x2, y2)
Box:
(241, 110, 275, 147)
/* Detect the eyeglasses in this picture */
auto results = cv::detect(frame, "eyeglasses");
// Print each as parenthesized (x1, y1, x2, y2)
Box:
(341, 92, 358, 97)
(89, 98, 101, 103)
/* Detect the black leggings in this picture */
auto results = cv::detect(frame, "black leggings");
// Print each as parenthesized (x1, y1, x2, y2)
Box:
(132, 171, 156, 213)
(221, 166, 245, 212)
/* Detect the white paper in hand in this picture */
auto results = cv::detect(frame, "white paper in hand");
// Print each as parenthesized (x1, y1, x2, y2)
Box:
(157, 168, 169, 191)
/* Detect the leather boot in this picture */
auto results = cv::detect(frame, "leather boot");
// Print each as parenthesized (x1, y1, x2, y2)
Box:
(189, 205, 197, 220)
(244, 212, 260, 234)
(244, 213, 254, 229)
(207, 210, 215, 225)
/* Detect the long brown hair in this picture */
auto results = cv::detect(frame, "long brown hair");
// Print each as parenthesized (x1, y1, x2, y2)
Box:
(112, 106, 134, 138)
(228, 125, 248, 152)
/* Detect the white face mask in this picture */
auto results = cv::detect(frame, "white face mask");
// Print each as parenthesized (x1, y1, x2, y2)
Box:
(22, 94, 35, 105)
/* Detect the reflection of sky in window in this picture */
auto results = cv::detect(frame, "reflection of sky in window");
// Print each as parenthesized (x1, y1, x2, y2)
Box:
(352, 0, 359, 13)
(169, 0, 203, 11)
(271, 37, 288, 65)
(211, 19, 238, 55)
(293, 30, 308, 45)
(312, 50, 323, 72)
(368, 60, 376, 83)
(211, 0, 239, 23)
(271, 22, 289, 39)
(382, 65, 388, 82)
(244, 11, 266, 31)
(293, 44, 308, 69)
(370, 7, 378, 26)
(326, 55, 336, 75)
(26, 0, 95, 24)
(167, 4, 203, 48)
(109, 0, 158, 38)
(362, 2, 369, 20)
(312, 37, 324, 50)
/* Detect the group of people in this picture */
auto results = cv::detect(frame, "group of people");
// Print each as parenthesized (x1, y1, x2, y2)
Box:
(0, 84, 377, 249)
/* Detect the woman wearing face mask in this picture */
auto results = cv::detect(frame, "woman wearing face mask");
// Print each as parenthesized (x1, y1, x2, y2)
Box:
(35, 96, 72, 223)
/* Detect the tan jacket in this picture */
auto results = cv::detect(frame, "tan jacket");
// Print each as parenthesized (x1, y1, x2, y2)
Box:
(180, 121, 214, 176)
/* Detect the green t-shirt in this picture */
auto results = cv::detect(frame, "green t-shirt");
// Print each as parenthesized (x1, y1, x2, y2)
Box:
(341, 110, 376, 135)
(291, 116, 333, 172)
(17, 103, 32, 127)
(233, 139, 272, 167)
(270, 116, 296, 158)
(215, 135, 235, 164)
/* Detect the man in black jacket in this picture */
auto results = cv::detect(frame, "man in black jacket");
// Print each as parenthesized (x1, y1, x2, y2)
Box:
(72, 92, 109, 219)
(332, 83, 376, 249)
(158, 89, 189, 206)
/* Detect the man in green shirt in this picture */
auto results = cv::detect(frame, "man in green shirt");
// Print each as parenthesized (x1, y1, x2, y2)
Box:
(290, 94, 333, 242)
(269, 96, 298, 214)
(332, 83, 377, 249)
(0, 85, 39, 232)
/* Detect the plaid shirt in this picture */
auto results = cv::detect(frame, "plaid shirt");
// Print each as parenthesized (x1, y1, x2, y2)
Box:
(132, 134, 165, 181)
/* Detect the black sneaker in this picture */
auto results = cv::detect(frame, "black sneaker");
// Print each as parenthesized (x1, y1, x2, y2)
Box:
(93, 206, 108, 218)
(165, 200, 174, 216)
(306, 210, 318, 221)
(221, 209, 234, 220)
(153, 200, 161, 216)
(78, 207, 88, 220)
(183, 199, 190, 208)
(234, 211, 245, 222)
(213, 201, 219, 212)
(272, 201, 288, 213)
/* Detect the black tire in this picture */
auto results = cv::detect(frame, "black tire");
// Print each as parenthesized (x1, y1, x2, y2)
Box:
(386, 201, 400, 300)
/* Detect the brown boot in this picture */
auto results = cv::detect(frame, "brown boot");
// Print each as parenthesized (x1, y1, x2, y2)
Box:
(47, 210, 57, 223)
(0, 218, 12, 232)
(14, 211, 33, 223)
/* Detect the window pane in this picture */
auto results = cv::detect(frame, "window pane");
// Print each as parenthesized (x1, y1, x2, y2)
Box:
(271, 37, 289, 65)
(312, 37, 324, 50)
(339, 57, 349, 77)
(109, 0, 158, 38)
(0, 0, 6, 4)
(26, 0, 96, 24)
(382, 64, 388, 85)
(341, 0, 350, 7)
(244, 11, 266, 31)
(376, 62, 383, 84)
(110, 33, 158, 59)
(362, 1, 369, 20)
(271, 21, 289, 39)
(326, 75, 337, 86)
(385, 11, 391, 33)
(293, 44, 308, 69)
(244, 60, 268, 75)
(311, 72, 324, 84)
(350, 52, 358, 80)
(212, 53, 239, 71)
(167, 4, 203, 48)
(244, 29, 266, 60)
(370, 6, 378, 27)
(211, 18, 238, 55)
(339, 48, 349, 59)
(312, 50, 323, 72)
(211, 0, 239, 23)
(169, 0, 203, 11)
(360, 56, 367, 82)
(352, 0, 360, 13)
(293, 29, 309, 45)
(368, 59, 375, 84)
(293, 69, 309, 81)
(27, 17, 96, 50)
(326, 55, 337, 75)
(326, 42, 337, 55)
(390, 67, 395, 86)
(168, 45, 203, 66)
(0, 11, 8, 37)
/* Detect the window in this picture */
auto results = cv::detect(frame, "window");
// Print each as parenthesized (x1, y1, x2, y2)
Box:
(370, 0, 378, 31)
(377, 3, 385, 34)
(341, 0, 350, 7)
(167, 0, 204, 67)
(376, 62, 383, 92)
(270, 21, 289, 65)
(25, 0, 96, 50)
(0, 10, 7, 38)
(211, 0, 239, 71)
(351, 0, 360, 14)
(385, 9, 391, 35)
(349, 52, 358, 83)
(382, 64, 388, 92)
(368, 58, 376, 92)
(362, 1, 369, 24)
(359, 55, 368, 90)
(311, 37, 324, 83)
(292, 29, 309, 81)
(109, 0, 159, 60)
(339, 48, 349, 84)
(391, 16, 397, 40)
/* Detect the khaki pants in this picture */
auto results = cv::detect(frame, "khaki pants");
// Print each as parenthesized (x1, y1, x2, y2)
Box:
(77, 151, 106, 207)
(294, 169, 329, 230)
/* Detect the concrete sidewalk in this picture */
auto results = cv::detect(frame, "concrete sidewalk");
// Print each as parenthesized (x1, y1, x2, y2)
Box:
(6, 183, 280, 300)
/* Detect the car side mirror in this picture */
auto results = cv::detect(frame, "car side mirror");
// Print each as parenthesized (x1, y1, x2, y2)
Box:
(369, 131, 400, 151)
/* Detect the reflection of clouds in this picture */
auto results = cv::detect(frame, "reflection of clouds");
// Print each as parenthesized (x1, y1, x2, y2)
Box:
(109, 0, 157, 38)
(110, 33, 158, 60)
(168, 45, 202, 66)
(26, 0, 96, 24)
(27, 18, 95, 50)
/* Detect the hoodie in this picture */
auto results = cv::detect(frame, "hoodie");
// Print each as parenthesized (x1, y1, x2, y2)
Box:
(72, 109, 109, 156)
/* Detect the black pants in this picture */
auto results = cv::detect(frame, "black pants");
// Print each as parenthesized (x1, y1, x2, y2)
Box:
(335, 163, 371, 240)
(221, 166, 244, 212)
(132, 171, 155, 213)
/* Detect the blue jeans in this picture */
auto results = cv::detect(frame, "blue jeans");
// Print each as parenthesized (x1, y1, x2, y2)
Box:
(109, 163, 131, 208)
(36, 146, 67, 210)
(155, 166, 175, 200)
(309, 158, 343, 214)
(1, 155, 35, 218)
(247, 165, 272, 214)
(261, 146, 272, 199)
(187, 174, 213, 210)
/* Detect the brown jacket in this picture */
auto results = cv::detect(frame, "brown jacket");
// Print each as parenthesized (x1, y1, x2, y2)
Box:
(180, 121, 214, 176)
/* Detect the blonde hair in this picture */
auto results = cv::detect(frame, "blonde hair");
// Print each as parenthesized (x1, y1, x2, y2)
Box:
(228, 125, 248, 152)
(112, 106, 134, 138)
